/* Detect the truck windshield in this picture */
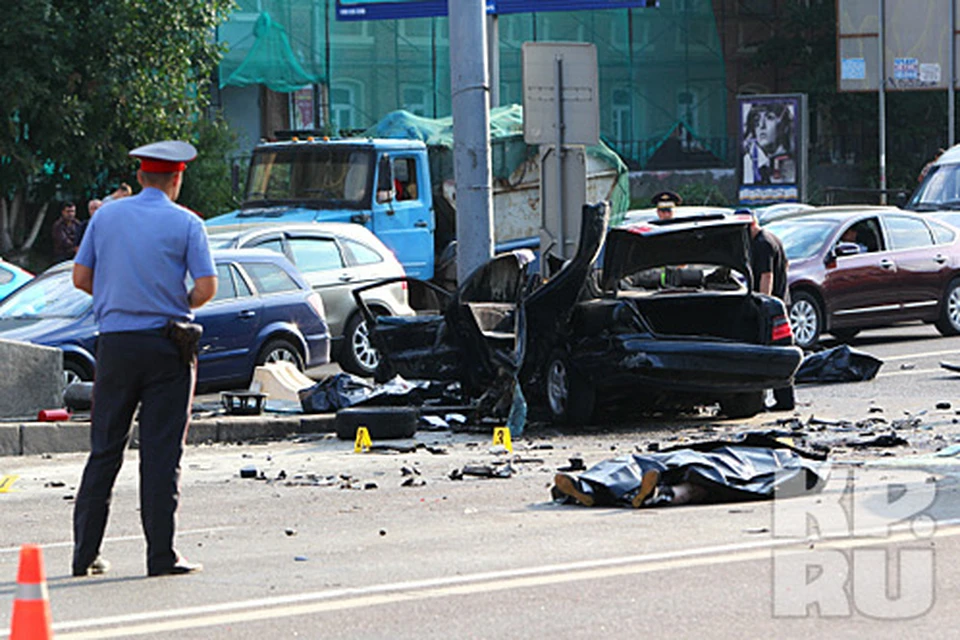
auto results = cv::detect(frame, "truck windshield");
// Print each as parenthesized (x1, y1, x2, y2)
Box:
(907, 164, 960, 211)
(245, 146, 374, 209)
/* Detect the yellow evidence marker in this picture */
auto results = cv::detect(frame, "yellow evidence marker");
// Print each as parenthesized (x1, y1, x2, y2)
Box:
(354, 427, 373, 453)
(0, 475, 19, 493)
(492, 427, 513, 452)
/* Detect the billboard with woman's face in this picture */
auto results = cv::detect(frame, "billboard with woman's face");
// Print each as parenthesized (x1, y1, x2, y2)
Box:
(738, 94, 807, 205)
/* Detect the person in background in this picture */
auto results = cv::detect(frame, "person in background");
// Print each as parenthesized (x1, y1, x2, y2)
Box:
(651, 190, 682, 221)
(52, 201, 82, 263)
(748, 212, 795, 411)
(78, 198, 102, 245)
(102, 182, 132, 204)
(71, 140, 217, 578)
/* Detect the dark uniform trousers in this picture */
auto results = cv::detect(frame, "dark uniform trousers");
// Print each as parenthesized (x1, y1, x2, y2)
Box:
(72, 330, 195, 575)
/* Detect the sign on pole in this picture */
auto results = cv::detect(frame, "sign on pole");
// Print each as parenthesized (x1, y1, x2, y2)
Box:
(522, 42, 599, 146)
(838, 0, 952, 92)
(336, 0, 658, 21)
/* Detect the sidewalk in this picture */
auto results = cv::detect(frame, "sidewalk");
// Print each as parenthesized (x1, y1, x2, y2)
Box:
(0, 413, 336, 457)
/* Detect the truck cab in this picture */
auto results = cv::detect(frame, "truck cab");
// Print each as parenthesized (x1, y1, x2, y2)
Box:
(207, 138, 435, 280)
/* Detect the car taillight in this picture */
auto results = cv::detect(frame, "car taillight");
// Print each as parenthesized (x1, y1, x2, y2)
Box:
(771, 314, 793, 342)
(401, 280, 407, 290)
(306, 292, 325, 319)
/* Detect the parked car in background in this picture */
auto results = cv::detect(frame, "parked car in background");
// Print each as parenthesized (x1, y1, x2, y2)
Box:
(766, 208, 960, 349)
(357, 205, 802, 423)
(206, 222, 413, 376)
(753, 202, 816, 225)
(0, 250, 330, 388)
(0, 259, 33, 300)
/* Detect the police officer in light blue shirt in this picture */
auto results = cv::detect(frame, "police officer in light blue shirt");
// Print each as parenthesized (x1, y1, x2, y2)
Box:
(71, 140, 218, 578)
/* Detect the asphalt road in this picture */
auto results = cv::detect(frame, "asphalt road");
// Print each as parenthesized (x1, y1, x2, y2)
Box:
(3, 322, 960, 638)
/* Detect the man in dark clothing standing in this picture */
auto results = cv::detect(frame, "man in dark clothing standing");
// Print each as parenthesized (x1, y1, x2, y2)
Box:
(71, 140, 217, 578)
(52, 201, 82, 263)
(749, 212, 795, 411)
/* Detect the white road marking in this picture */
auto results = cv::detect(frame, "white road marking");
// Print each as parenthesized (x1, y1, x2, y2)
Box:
(881, 348, 960, 362)
(0, 527, 234, 555)
(34, 517, 960, 639)
(876, 368, 943, 378)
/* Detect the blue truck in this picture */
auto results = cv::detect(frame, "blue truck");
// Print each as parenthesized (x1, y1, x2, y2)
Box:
(206, 107, 630, 285)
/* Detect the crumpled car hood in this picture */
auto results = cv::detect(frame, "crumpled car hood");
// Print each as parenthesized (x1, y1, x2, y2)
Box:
(601, 214, 753, 290)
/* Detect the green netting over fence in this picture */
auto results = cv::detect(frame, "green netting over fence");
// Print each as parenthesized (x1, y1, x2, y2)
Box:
(218, 1, 726, 169)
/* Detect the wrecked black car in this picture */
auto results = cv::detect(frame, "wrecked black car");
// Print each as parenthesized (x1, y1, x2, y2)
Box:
(352, 202, 803, 424)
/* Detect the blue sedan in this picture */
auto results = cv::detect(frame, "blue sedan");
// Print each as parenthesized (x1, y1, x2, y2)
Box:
(0, 249, 330, 389)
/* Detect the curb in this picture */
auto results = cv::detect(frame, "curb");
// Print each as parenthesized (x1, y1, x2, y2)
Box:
(0, 414, 337, 457)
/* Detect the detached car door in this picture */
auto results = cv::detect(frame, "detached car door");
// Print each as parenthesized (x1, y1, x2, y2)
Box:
(195, 262, 262, 384)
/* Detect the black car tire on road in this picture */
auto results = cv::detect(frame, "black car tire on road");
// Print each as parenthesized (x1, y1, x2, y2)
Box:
(340, 313, 382, 377)
(334, 406, 418, 440)
(255, 338, 305, 371)
(719, 391, 765, 419)
(63, 359, 92, 386)
(935, 278, 960, 337)
(545, 349, 595, 425)
(788, 291, 822, 349)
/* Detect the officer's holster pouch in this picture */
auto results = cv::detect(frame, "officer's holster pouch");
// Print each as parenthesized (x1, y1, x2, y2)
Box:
(164, 320, 203, 366)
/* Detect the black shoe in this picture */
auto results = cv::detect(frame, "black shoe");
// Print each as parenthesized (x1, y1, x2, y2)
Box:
(148, 557, 203, 577)
(73, 556, 111, 577)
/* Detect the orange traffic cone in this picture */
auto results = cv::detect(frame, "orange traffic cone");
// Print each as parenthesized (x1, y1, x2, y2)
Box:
(9, 544, 52, 640)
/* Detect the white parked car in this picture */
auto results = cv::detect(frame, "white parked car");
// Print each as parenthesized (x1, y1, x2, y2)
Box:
(207, 222, 414, 376)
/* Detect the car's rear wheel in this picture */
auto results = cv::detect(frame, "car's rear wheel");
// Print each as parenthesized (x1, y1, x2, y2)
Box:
(935, 278, 960, 336)
(340, 312, 382, 377)
(63, 359, 92, 387)
(719, 391, 765, 419)
(788, 292, 822, 349)
(545, 350, 595, 425)
(256, 338, 304, 371)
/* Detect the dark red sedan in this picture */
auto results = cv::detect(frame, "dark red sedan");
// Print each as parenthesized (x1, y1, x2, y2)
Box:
(765, 207, 960, 349)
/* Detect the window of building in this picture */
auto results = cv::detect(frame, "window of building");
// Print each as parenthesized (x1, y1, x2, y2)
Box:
(330, 19, 372, 44)
(400, 85, 428, 116)
(330, 82, 361, 133)
(612, 88, 632, 145)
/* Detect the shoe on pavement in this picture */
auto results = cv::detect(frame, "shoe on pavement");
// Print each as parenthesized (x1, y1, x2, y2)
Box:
(148, 556, 203, 577)
(73, 556, 111, 577)
(553, 473, 594, 507)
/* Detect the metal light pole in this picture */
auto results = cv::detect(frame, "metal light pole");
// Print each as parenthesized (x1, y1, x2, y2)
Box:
(878, 0, 887, 204)
(448, 0, 494, 283)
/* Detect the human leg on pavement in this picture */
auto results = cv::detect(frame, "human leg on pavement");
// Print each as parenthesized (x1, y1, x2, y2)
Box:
(137, 335, 195, 574)
(72, 334, 142, 575)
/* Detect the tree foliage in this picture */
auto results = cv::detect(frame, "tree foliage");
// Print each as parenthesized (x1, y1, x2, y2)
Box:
(0, 0, 236, 260)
